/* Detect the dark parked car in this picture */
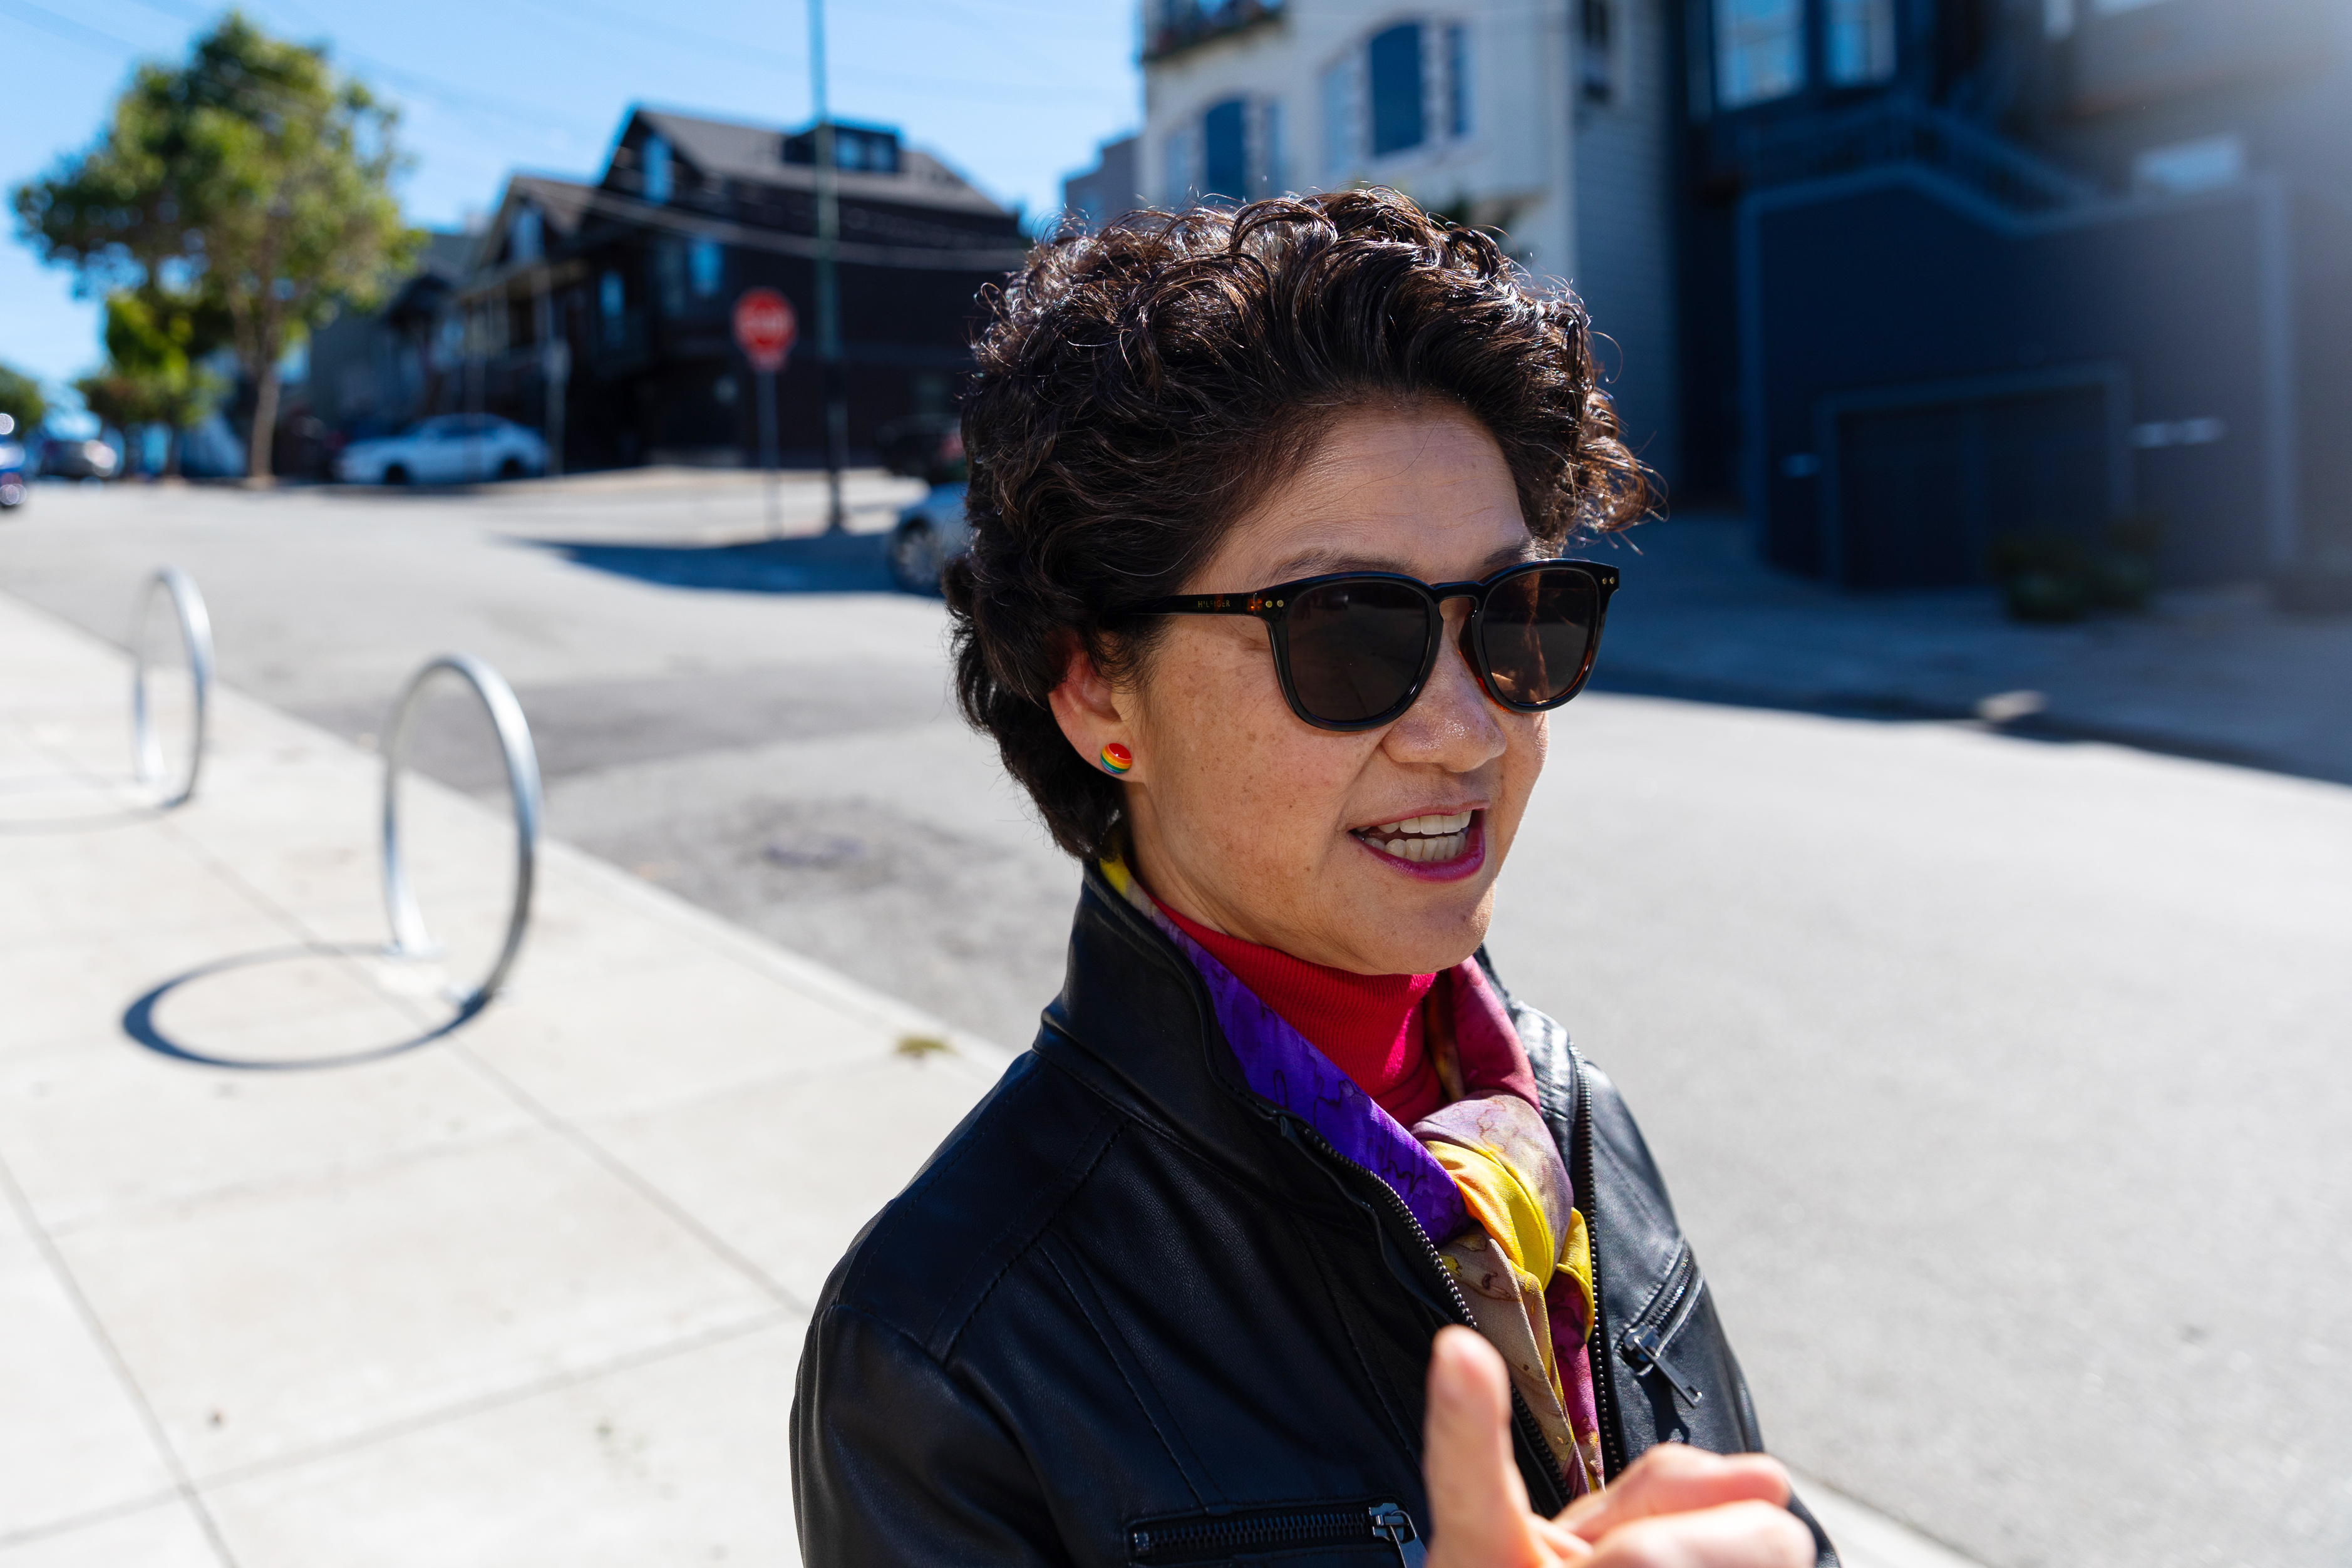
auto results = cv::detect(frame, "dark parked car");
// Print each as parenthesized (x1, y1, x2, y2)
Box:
(874, 413, 963, 484)
(887, 481, 970, 594)
(38, 435, 120, 481)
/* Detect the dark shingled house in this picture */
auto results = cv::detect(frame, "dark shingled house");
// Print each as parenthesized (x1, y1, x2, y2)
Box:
(458, 106, 1028, 472)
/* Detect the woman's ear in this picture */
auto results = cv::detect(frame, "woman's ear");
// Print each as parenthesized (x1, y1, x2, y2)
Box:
(1047, 637, 1141, 782)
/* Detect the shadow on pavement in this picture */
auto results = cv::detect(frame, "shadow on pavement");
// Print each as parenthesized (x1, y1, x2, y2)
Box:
(122, 942, 483, 1071)
(536, 532, 900, 594)
(1586, 662, 2344, 785)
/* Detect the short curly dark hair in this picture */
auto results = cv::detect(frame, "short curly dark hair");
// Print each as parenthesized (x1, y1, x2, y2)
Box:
(944, 188, 1651, 859)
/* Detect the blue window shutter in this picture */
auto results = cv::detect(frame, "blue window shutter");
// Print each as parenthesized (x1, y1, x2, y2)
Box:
(1368, 23, 1426, 156)
(1202, 100, 1248, 201)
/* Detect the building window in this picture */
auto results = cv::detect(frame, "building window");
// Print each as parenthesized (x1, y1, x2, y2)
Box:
(1321, 57, 1356, 179)
(1715, 0, 1802, 108)
(1446, 23, 1472, 133)
(1202, 98, 1248, 201)
(1368, 22, 1426, 157)
(642, 133, 673, 204)
(599, 271, 626, 348)
(2132, 133, 2246, 195)
(1260, 99, 1286, 194)
(655, 240, 686, 318)
(832, 126, 900, 173)
(1163, 126, 1193, 202)
(510, 205, 543, 263)
(1578, 1, 1612, 103)
(689, 238, 723, 298)
(1825, 0, 1896, 86)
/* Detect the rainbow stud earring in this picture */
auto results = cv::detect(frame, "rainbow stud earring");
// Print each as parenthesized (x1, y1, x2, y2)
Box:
(1098, 742, 1133, 776)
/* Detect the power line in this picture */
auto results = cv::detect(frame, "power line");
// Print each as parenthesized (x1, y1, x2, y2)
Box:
(104, 0, 599, 140)
(0, 0, 167, 60)
(508, 0, 798, 72)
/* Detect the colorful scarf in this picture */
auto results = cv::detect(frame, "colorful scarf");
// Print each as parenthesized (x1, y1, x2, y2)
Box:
(1099, 855, 1606, 1496)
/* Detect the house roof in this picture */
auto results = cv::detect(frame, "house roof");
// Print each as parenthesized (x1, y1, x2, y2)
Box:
(466, 174, 600, 276)
(416, 228, 482, 281)
(505, 174, 597, 237)
(629, 107, 1013, 218)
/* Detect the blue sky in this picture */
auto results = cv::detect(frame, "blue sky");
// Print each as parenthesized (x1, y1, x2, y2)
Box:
(0, 0, 1141, 397)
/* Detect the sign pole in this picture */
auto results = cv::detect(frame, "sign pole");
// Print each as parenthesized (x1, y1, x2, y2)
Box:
(757, 367, 780, 536)
(732, 287, 798, 540)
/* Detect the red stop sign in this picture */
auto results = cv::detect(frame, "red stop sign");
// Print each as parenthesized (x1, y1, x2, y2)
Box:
(733, 288, 797, 371)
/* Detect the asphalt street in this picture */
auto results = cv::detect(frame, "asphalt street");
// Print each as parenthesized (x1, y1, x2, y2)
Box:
(4, 475, 2346, 1568)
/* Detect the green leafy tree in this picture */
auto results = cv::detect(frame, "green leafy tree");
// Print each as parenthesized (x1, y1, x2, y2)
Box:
(74, 289, 230, 474)
(12, 12, 418, 480)
(0, 363, 47, 433)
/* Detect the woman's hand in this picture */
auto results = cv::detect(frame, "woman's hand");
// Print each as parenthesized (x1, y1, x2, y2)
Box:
(1422, 1326, 1815, 1568)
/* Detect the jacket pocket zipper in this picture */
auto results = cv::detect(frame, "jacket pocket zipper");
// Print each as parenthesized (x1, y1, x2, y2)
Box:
(1282, 1118, 1569, 1515)
(1128, 1500, 1425, 1565)
(1616, 1240, 1706, 1408)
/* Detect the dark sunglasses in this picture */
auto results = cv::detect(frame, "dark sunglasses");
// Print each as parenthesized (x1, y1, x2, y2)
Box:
(1118, 559, 1619, 733)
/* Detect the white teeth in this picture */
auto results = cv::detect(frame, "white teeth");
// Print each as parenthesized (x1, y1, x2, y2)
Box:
(1354, 811, 1476, 864)
(1373, 829, 1469, 864)
(1369, 810, 1473, 838)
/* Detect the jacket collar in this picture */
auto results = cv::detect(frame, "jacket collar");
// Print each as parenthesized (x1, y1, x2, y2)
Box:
(1036, 860, 1557, 1219)
(1039, 862, 1254, 1105)
(1037, 862, 1348, 1198)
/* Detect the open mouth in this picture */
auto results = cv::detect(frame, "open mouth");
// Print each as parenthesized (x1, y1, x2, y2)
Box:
(1351, 809, 1478, 865)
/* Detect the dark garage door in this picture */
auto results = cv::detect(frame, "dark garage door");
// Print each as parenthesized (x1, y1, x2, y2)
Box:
(1836, 383, 2112, 589)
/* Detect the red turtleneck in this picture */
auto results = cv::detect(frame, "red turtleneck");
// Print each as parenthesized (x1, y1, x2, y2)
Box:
(1153, 897, 1447, 1126)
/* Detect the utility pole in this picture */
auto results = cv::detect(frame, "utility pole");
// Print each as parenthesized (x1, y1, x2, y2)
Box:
(810, 0, 847, 534)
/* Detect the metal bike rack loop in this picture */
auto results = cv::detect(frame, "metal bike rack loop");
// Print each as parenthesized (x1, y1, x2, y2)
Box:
(379, 654, 542, 1016)
(130, 567, 215, 809)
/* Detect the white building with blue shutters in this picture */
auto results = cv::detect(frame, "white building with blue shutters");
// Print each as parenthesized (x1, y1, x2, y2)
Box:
(1137, 0, 1683, 483)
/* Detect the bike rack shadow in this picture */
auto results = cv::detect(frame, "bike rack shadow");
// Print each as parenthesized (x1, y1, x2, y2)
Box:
(0, 567, 212, 836)
(121, 942, 492, 1070)
(121, 653, 542, 1071)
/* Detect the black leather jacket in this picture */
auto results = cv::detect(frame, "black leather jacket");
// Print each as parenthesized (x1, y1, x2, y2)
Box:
(793, 866, 1836, 1565)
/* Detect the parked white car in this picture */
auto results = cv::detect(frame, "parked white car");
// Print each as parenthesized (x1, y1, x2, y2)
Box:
(887, 481, 970, 594)
(336, 414, 548, 486)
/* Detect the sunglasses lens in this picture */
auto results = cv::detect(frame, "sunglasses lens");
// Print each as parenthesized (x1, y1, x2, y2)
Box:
(1479, 567, 1599, 707)
(1285, 578, 1432, 725)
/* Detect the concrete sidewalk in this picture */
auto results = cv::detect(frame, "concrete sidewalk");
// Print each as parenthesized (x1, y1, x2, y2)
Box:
(0, 592, 1005, 1566)
(1588, 517, 2352, 785)
(0, 588, 1971, 1568)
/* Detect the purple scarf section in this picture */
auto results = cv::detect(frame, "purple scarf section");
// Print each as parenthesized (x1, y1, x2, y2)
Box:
(1148, 910, 1492, 1245)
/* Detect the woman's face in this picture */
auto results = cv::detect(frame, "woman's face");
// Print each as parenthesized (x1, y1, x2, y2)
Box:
(1057, 404, 1549, 976)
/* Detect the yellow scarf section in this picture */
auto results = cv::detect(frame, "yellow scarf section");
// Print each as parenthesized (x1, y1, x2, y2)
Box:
(1420, 1093, 1604, 1496)
(1425, 1135, 1600, 1492)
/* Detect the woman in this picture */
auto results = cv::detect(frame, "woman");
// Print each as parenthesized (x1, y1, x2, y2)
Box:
(793, 192, 1828, 1568)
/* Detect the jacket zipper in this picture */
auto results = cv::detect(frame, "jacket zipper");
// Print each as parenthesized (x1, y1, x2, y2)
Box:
(1616, 1241, 1706, 1408)
(1129, 1500, 1425, 1565)
(1571, 1048, 1629, 1482)
(1285, 1118, 1570, 1518)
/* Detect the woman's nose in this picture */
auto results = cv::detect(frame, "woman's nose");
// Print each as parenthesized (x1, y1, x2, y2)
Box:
(1383, 607, 1508, 768)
